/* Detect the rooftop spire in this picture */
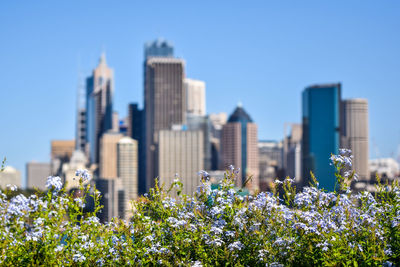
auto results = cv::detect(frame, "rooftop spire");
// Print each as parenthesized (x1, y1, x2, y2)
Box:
(99, 51, 107, 66)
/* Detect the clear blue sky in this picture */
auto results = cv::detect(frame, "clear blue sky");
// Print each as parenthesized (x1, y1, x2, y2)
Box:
(1, 1, 400, 179)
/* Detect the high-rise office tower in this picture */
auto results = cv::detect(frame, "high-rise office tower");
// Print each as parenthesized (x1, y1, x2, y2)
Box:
(158, 130, 204, 195)
(185, 78, 206, 116)
(144, 56, 186, 192)
(283, 124, 302, 181)
(86, 53, 114, 165)
(26, 162, 51, 191)
(127, 103, 145, 195)
(302, 83, 341, 190)
(221, 104, 259, 191)
(341, 99, 369, 182)
(117, 137, 138, 219)
(99, 132, 123, 179)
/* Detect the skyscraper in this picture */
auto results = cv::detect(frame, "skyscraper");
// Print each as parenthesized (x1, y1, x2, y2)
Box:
(185, 78, 206, 116)
(302, 83, 341, 190)
(221, 104, 259, 191)
(158, 130, 204, 195)
(144, 56, 186, 192)
(341, 99, 369, 183)
(283, 123, 302, 181)
(86, 53, 114, 165)
(117, 137, 138, 219)
(127, 103, 145, 195)
(99, 132, 123, 179)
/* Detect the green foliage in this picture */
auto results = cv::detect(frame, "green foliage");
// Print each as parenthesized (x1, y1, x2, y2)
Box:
(0, 154, 399, 266)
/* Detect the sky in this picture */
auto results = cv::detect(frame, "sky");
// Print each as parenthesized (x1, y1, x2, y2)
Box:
(1, 1, 400, 180)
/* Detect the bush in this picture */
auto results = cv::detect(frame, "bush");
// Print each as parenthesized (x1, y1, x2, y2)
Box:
(0, 151, 399, 266)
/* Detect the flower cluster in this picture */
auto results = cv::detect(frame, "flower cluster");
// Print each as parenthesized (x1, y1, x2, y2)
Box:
(0, 153, 399, 266)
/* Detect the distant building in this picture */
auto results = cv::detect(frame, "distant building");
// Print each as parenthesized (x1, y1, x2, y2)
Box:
(185, 78, 206, 116)
(76, 109, 86, 152)
(158, 130, 204, 195)
(112, 112, 119, 133)
(187, 114, 212, 171)
(302, 83, 341, 190)
(144, 38, 174, 59)
(117, 137, 138, 219)
(369, 158, 399, 181)
(51, 140, 76, 175)
(128, 103, 145, 195)
(283, 123, 302, 182)
(341, 99, 369, 182)
(258, 140, 283, 191)
(209, 113, 227, 170)
(99, 132, 123, 179)
(26, 162, 51, 191)
(221, 104, 259, 191)
(51, 140, 76, 161)
(0, 166, 21, 189)
(86, 53, 114, 165)
(96, 178, 124, 223)
(145, 56, 186, 192)
(62, 150, 89, 191)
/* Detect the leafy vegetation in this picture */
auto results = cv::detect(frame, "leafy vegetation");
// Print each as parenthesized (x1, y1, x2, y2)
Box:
(0, 151, 399, 266)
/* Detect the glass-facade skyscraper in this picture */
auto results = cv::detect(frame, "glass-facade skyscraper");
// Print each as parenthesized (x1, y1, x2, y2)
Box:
(86, 53, 114, 164)
(302, 83, 341, 190)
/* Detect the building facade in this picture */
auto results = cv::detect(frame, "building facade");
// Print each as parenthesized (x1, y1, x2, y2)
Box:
(302, 83, 341, 190)
(117, 137, 138, 219)
(144, 57, 186, 192)
(26, 162, 51, 191)
(99, 132, 123, 179)
(158, 130, 204, 195)
(128, 103, 145, 195)
(86, 53, 114, 164)
(258, 140, 283, 191)
(283, 123, 302, 182)
(221, 105, 259, 191)
(185, 78, 206, 116)
(341, 99, 369, 182)
(96, 178, 124, 223)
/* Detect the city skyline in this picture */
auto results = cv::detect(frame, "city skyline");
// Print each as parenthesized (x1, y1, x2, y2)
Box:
(1, 1, 400, 179)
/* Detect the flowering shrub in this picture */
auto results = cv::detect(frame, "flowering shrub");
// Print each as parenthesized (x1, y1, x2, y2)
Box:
(0, 153, 399, 266)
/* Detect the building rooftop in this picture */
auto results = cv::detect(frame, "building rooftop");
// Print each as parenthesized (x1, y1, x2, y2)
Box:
(228, 105, 253, 123)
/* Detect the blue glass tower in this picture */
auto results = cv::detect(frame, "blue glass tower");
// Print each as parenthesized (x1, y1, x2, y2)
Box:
(302, 84, 341, 190)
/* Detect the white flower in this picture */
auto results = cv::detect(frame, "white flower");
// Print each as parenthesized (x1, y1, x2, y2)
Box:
(45, 176, 63, 191)
(6, 184, 18, 191)
(75, 169, 91, 182)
